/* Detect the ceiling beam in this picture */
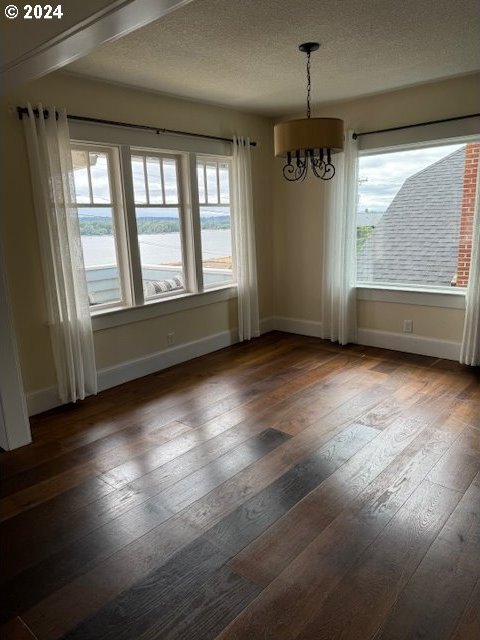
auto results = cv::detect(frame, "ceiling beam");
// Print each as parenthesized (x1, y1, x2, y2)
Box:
(1, 0, 195, 94)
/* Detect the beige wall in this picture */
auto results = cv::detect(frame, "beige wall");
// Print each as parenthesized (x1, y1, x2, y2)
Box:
(274, 73, 480, 340)
(2, 71, 477, 396)
(1, 72, 274, 393)
(357, 301, 465, 342)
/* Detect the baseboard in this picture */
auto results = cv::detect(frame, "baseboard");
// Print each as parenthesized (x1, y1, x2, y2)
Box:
(274, 316, 323, 338)
(259, 315, 275, 334)
(356, 328, 461, 361)
(29, 318, 458, 416)
(26, 387, 63, 417)
(97, 328, 239, 393)
(26, 318, 275, 417)
(272, 316, 460, 361)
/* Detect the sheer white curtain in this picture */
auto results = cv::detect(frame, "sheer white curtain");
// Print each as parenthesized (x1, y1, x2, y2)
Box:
(460, 166, 480, 366)
(231, 136, 260, 341)
(23, 103, 97, 403)
(320, 131, 358, 345)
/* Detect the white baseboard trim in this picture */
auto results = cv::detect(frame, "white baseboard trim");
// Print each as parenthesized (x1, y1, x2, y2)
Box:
(29, 318, 459, 416)
(272, 316, 460, 361)
(274, 316, 323, 338)
(260, 316, 275, 334)
(25, 387, 60, 420)
(26, 318, 275, 416)
(356, 328, 461, 361)
(26, 328, 236, 416)
(97, 328, 238, 393)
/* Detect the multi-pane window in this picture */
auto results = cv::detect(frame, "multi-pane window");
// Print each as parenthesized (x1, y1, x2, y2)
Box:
(72, 146, 127, 307)
(356, 140, 480, 289)
(71, 142, 235, 311)
(196, 158, 234, 287)
(131, 152, 185, 299)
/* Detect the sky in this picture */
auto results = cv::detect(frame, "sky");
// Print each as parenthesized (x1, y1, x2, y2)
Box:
(358, 143, 464, 212)
(73, 151, 230, 218)
(73, 144, 466, 220)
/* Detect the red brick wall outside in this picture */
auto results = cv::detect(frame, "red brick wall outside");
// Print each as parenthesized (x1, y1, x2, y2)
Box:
(456, 143, 480, 287)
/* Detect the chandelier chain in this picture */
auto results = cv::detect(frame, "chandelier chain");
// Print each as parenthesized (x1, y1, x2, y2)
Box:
(306, 51, 311, 118)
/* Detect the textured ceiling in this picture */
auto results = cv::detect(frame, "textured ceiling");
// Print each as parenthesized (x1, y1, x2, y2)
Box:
(66, 0, 480, 116)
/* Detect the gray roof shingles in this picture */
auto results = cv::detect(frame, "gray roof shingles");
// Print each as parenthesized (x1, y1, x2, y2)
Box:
(357, 147, 465, 286)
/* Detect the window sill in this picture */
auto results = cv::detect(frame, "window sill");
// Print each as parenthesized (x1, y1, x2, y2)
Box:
(91, 285, 238, 331)
(356, 284, 466, 309)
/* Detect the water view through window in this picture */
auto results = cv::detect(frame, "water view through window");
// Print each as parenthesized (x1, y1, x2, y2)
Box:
(197, 158, 233, 287)
(73, 147, 234, 306)
(73, 148, 123, 306)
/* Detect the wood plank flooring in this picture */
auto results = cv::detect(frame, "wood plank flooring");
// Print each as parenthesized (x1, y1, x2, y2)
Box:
(1, 332, 479, 640)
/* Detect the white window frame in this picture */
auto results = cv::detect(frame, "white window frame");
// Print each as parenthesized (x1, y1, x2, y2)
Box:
(129, 148, 189, 303)
(355, 133, 480, 307)
(196, 154, 236, 289)
(71, 135, 237, 327)
(72, 142, 133, 312)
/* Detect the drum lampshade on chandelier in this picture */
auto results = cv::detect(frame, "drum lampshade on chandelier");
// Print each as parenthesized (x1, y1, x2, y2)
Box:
(274, 43, 344, 181)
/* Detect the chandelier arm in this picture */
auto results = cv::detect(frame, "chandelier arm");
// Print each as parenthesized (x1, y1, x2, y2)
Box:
(283, 161, 297, 181)
(323, 163, 336, 180)
(311, 159, 326, 179)
(283, 155, 308, 181)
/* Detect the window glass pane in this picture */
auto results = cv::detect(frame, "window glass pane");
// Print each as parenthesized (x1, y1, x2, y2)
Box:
(356, 142, 479, 289)
(78, 207, 122, 305)
(89, 152, 112, 204)
(72, 150, 90, 204)
(163, 159, 179, 204)
(206, 162, 219, 204)
(200, 205, 233, 287)
(197, 163, 206, 204)
(131, 156, 147, 204)
(136, 207, 185, 298)
(219, 163, 230, 204)
(146, 157, 163, 204)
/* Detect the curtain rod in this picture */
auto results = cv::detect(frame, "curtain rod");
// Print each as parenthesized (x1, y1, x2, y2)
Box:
(352, 113, 480, 139)
(16, 106, 257, 147)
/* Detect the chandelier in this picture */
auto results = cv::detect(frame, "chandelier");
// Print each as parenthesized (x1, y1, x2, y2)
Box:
(274, 43, 344, 181)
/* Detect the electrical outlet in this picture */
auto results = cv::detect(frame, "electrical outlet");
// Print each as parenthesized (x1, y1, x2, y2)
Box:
(403, 320, 413, 333)
(167, 332, 175, 346)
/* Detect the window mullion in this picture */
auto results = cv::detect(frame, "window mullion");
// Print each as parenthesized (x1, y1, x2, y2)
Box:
(107, 148, 132, 309)
(216, 164, 221, 204)
(142, 155, 150, 205)
(160, 159, 166, 205)
(182, 154, 203, 293)
(120, 146, 144, 306)
(86, 157, 94, 204)
(203, 163, 208, 204)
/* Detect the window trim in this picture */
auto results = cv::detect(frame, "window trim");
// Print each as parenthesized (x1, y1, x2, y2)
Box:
(129, 147, 189, 303)
(91, 284, 237, 331)
(72, 141, 132, 311)
(72, 136, 237, 320)
(196, 154, 235, 289)
(355, 134, 479, 296)
(356, 285, 465, 309)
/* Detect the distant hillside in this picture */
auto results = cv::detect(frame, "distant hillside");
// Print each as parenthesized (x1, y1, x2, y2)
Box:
(79, 216, 231, 236)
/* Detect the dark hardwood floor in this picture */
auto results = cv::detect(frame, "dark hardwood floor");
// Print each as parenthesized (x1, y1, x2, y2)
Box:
(1, 332, 479, 640)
